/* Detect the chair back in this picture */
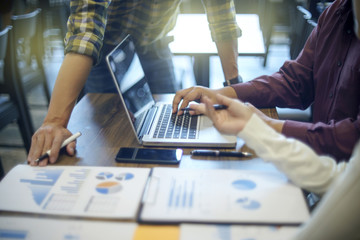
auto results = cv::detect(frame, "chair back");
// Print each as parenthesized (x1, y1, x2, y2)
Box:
(10, 8, 41, 41)
(304, 19, 317, 38)
(9, 8, 51, 103)
(0, 26, 13, 85)
(0, 24, 34, 151)
(0, 26, 12, 61)
(289, 6, 313, 59)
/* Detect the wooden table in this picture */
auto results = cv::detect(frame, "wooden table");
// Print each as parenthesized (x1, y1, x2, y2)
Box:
(60, 93, 278, 170)
(169, 14, 266, 87)
(0, 93, 296, 239)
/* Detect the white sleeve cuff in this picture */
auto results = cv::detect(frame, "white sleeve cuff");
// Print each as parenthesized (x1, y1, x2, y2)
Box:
(237, 114, 345, 195)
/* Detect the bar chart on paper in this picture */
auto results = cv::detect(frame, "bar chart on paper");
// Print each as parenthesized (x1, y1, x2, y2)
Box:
(19, 168, 65, 205)
(167, 179, 195, 209)
(0, 165, 150, 219)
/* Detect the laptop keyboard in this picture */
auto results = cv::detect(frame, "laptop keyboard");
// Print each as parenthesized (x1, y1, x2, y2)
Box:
(153, 104, 198, 139)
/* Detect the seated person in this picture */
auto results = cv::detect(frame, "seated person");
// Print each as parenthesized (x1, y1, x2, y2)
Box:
(172, 0, 360, 162)
(190, 94, 359, 240)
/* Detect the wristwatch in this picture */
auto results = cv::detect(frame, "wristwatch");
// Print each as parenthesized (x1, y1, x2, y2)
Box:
(223, 75, 243, 86)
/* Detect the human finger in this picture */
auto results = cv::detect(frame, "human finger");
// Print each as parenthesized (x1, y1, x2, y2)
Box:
(176, 88, 202, 115)
(66, 141, 76, 156)
(175, 86, 216, 115)
(47, 133, 67, 164)
(216, 94, 252, 120)
(187, 103, 206, 115)
(202, 96, 218, 122)
(214, 94, 233, 108)
(28, 131, 46, 166)
(37, 130, 56, 166)
(172, 88, 193, 113)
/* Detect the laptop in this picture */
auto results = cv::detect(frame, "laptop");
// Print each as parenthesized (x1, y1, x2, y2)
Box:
(106, 35, 237, 148)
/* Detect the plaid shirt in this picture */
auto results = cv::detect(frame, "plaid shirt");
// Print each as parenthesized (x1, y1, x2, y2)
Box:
(65, 0, 241, 64)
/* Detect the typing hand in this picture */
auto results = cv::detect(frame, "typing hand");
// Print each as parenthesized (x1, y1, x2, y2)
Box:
(27, 124, 76, 166)
(172, 86, 218, 115)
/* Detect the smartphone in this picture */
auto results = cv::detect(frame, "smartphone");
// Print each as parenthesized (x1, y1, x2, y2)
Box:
(115, 147, 183, 164)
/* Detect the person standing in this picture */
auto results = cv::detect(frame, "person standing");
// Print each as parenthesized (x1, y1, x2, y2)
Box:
(27, 0, 242, 165)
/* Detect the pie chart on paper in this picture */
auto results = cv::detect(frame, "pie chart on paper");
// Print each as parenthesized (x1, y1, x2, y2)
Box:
(115, 172, 134, 181)
(96, 181, 122, 194)
(96, 172, 114, 180)
(232, 179, 256, 190)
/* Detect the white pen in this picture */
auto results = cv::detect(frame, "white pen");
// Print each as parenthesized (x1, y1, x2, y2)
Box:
(35, 132, 82, 162)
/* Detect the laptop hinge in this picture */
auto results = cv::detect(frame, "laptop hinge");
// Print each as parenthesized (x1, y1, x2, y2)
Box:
(138, 105, 158, 139)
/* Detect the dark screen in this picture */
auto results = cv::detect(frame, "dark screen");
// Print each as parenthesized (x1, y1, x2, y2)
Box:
(135, 148, 182, 161)
(116, 148, 182, 164)
(107, 37, 154, 131)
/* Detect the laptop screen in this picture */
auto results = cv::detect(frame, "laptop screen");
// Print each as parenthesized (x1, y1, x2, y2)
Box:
(106, 36, 155, 133)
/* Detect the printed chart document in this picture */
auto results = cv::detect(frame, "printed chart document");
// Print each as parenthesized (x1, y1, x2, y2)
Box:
(0, 216, 137, 240)
(140, 167, 310, 225)
(180, 224, 299, 240)
(0, 165, 150, 219)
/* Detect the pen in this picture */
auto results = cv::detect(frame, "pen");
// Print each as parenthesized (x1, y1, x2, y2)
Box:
(191, 150, 252, 158)
(181, 104, 227, 111)
(35, 132, 82, 162)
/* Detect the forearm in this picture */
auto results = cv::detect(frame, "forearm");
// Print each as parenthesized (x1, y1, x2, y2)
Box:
(261, 116, 284, 133)
(215, 39, 239, 80)
(215, 86, 238, 99)
(44, 53, 93, 127)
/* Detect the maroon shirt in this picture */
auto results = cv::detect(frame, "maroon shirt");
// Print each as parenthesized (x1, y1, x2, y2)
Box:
(232, 0, 360, 161)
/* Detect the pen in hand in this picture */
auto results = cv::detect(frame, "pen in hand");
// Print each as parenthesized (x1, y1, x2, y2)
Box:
(181, 104, 227, 112)
(35, 132, 82, 162)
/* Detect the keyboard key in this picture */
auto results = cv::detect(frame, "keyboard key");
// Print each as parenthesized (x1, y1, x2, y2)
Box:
(153, 104, 198, 139)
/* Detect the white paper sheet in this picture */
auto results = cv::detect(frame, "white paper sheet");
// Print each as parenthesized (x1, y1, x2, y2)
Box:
(140, 167, 309, 224)
(0, 165, 150, 219)
(180, 224, 299, 240)
(0, 216, 137, 240)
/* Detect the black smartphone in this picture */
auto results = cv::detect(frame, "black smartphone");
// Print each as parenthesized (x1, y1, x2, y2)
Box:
(115, 147, 183, 164)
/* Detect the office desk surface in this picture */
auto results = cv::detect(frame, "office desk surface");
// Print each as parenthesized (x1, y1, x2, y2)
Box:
(61, 93, 278, 170)
(0, 93, 305, 240)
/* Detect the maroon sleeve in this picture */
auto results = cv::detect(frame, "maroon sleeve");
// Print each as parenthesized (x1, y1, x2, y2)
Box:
(230, 28, 316, 110)
(282, 113, 360, 162)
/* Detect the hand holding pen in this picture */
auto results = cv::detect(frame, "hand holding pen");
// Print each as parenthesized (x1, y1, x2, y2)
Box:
(180, 104, 227, 116)
(181, 104, 227, 112)
(191, 94, 254, 136)
(29, 132, 82, 166)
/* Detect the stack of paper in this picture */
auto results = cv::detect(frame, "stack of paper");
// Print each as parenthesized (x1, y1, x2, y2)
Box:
(0, 165, 309, 225)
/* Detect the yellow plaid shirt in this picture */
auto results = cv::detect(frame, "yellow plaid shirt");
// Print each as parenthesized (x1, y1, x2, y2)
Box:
(65, 0, 241, 64)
